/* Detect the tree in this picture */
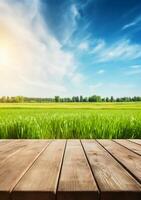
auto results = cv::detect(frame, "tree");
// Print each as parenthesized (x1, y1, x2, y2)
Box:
(1, 96, 7, 103)
(88, 95, 101, 102)
(15, 96, 24, 103)
(80, 96, 83, 102)
(106, 97, 109, 102)
(110, 96, 114, 102)
(83, 97, 88, 102)
(55, 96, 60, 102)
(0, 95, 141, 103)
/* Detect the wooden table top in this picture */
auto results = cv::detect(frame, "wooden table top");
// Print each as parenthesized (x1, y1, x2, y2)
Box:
(0, 139, 141, 200)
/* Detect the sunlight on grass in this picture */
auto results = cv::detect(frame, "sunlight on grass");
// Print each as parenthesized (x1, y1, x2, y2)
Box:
(0, 103, 141, 139)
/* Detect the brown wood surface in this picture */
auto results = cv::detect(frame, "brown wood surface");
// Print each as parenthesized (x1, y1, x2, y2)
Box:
(0, 140, 33, 165)
(129, 139, 141, 145)
(97, 140, 141, 183)
(57, 140, 99, 200)
(82, 140, 141, 200)
(114, 139, 141, 155)
(12, 140, 66, 200)
(0, 139, 141, 200)
(0, 140, 15, 148)
(0, 140, 50, 200)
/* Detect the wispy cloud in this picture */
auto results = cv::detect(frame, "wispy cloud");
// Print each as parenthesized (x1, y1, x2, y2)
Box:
(109, 83, 135, 89)
(97, 69, 105, 74)
(60, 3, 81, 44)
(126, 69, 141, 75)
(0, 0, 141, 97)
(89, 83, 103, 92)
(125, 65, 141, 75)
(0, 0, 82, 96)
(71, 4, 80, 19)
(78, 41, 89, 50)
(91, 39, 105, 54)
(96, 39, 141, 62)
(70, 73, 85, 85)
(130, 65, 141, 69)
(122, 15, 141, 30)
(88, 82, 137, 97)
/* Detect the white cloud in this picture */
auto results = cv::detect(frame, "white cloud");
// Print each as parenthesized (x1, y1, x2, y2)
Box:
(71, 4, 80, 19)
(130, 65, 141, 69)
(122, 15, 141, 30)
(89, 83, 103, 91)
(70, 73, 85, 85)
(89, 82, 104, 96)
(78, 41, 89, 51)
(96, 39, 141, 62)
(0, 0, 82, 96)
(88, 82, 137, 97)
(122, 22, 137, 30)
(61, 4, 80, 44)
(78, 37, 104, 53)
(127, 70, 141, 75)
(91, 39, 105, 54)
(124, 65, 141, 76)
(109, 83, 135, 89)
(89, 82, 135, 93)
(125, 69, 141, 75)
(97, 69, 105, 74)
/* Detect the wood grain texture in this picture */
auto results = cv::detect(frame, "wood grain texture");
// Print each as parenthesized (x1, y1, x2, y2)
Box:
(97, 140, 141, 183)
(129, 139, 141, 145)
(0, 140, 32, 165)
(0, 140, 15, 149)
(0, 139, 141, 200)
(57, 140, 99, 200)
(0, 140, 50, 200)
(82, 140, 141, 200)
(114, 139, 141, 155)
(12, 140, 66, 200)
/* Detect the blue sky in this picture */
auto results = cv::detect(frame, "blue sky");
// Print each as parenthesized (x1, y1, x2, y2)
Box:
(0, 0, 141, 97)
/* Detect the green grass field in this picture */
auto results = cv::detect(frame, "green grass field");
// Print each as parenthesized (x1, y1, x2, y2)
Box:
(0, 102, 141, 139)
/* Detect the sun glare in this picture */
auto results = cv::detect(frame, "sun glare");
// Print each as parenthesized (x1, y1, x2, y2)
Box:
(0, 47, 10, 66)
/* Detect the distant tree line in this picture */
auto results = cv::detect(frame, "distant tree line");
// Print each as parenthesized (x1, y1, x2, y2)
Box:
(0, 95, 141, 103)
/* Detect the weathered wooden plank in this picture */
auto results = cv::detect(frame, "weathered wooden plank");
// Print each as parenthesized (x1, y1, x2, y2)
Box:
(57, 140, 99, 200)
(12, 140, 66, 200)
(0, 140, 14, 148)
(0, 140, 33, 165)
(114, 139, 141, 155)
(0, 140, 12, 143)
(82, 140, 141, 200)
(0, 140, 13, 142)
(129, 139, 141, 146)
(98, 140, 141, 183)
(0, 140, 50, 200)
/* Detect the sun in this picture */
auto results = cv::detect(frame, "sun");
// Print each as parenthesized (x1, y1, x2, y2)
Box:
(0, 47, 10, 66)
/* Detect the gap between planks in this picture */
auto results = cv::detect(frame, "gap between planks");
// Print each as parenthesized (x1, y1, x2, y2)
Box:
(128, 139, 141, 146)
(97, 139, 141, 184)
(0, 140, 141, 200)
(10, 140, 52, 193)
(82, 140, 141, 200)
(113, 139, 141, 156)
(0, 140, 51, 200)
(11, 140, 67, 200)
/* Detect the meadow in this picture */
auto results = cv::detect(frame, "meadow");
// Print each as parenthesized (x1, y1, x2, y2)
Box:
(0, 102, 141, 139)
